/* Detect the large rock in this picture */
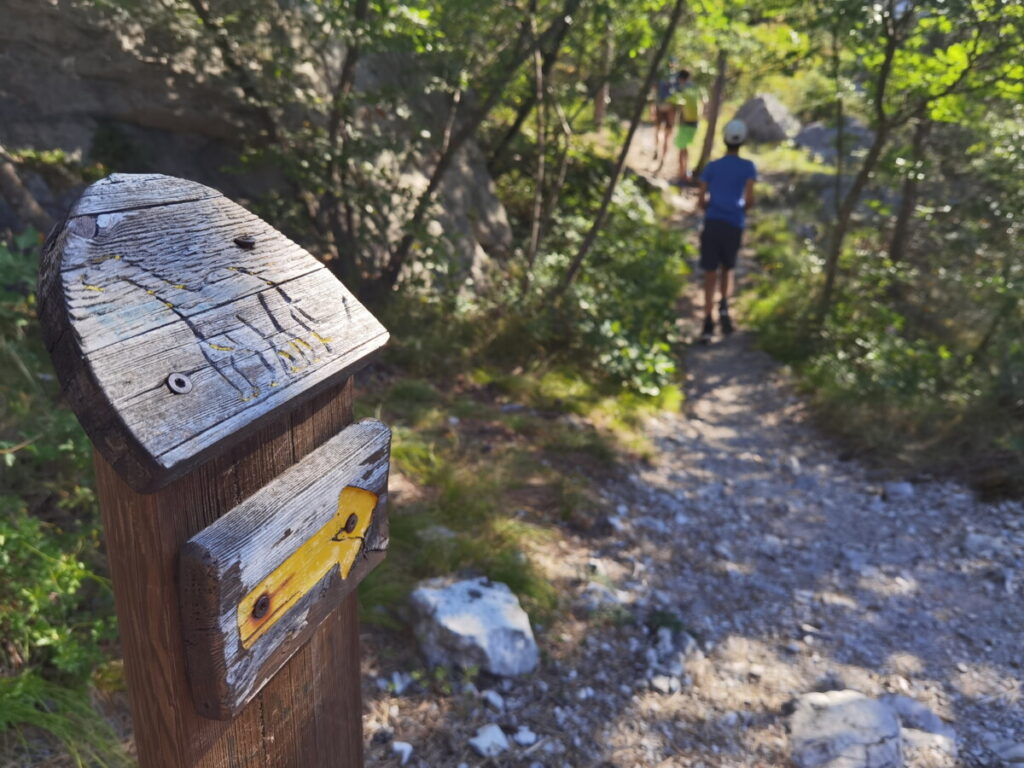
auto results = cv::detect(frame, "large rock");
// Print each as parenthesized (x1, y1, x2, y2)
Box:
(733, 94, 801, 143)
(410, 577, 539, 677)
(789, 690, 903, 768)
(0, 2, 511, 281)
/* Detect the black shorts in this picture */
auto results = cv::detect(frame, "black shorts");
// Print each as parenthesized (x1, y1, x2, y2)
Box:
(699, 219, 742, 272)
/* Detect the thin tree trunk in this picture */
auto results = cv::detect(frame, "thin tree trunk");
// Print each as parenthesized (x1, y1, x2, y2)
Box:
(487, 0, 583, 173)
(816, 23, 899, 325)
(832, 23, 844, 225)
(323, 0, 369, 290)
(887, 117, 930, 264)
(594, 18, 613, 127)
(694, 48, 727, 175)
(376, 9, 544, 299)
(525, 5, 547, 276)
(552, 0, 688, 297)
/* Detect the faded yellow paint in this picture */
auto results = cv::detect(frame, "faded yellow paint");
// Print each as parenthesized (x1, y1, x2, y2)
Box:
(293, 338, 313, 351)
(88, 253, 121, 265)
(312, 331, 333, 345)
(82, 283, 104, 293)
(277, 350, 293, 361)
(209, 343, 235, 352)
(237, 486, 377, 649)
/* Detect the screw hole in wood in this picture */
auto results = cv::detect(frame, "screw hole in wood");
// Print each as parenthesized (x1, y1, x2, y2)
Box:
(252, 593, 271, 620)
(166, 373, 193, 394)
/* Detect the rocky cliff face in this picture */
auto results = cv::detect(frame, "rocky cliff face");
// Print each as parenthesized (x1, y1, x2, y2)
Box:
(0, 0, 511, 281)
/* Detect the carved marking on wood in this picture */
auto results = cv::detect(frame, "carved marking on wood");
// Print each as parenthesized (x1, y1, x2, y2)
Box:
(38, 173, 389, 492)
(237, 486, 376, 650)
(179, 419, 390, 719)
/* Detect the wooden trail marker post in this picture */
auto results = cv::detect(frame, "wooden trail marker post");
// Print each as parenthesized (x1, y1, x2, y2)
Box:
(38, 173, 391, 767)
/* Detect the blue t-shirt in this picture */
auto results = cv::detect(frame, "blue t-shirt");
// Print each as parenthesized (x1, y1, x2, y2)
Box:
(656, 78, 678, 103)
(701, 155, 757, 229)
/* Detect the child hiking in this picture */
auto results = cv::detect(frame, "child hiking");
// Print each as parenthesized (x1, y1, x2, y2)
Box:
(671, 69, 703, 184)
(695, 119, 757, 343)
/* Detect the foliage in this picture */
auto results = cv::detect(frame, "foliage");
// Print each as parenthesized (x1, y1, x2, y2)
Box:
(0, 231, 120, 759)
(0, 672, 130, 768)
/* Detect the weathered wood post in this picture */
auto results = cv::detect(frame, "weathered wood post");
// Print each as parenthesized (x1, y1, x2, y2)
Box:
(38, 174, 390, 767)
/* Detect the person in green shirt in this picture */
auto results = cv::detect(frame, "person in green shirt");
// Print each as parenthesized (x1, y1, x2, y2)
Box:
(671, 69, 703, 184)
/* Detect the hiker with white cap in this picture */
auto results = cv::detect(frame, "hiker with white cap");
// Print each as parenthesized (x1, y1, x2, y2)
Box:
(695, 118, 757, 343)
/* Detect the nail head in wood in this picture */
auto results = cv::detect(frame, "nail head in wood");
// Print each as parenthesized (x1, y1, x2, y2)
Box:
(233, 233, 256, 250)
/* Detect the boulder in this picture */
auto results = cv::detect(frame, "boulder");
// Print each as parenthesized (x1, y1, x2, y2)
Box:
(410, 577, 539, 677)
(789, 690, 903, 768)
(733, 94, 801, 143)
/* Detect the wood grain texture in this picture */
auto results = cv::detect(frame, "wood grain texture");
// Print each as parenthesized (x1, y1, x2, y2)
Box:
(180, 420, 390, 719)
(96, 378, 367, 767)
(39, 173, 388, 492)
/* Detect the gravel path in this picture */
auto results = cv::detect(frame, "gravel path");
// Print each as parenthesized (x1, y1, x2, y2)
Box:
(361, 132, 1023, 767)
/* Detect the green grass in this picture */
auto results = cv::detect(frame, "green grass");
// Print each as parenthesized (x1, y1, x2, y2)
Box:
(356, 361, 683, 628)
(0, 672, 130, 768)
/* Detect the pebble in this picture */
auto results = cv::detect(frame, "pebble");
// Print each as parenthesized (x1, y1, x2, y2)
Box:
(649, 674, 682, 694)
(469, 724, 509, 758)
(481, 689, 504, 712)
(513, 726, 539, 746)
(392, 741, 413, 765)
(883, 481, 915, 500)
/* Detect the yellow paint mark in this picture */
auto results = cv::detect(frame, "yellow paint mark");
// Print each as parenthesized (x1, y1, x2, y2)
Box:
(289, 365, 307, 374)
(147, 289, 156, 295)
(173, 284, 186, 290)
(312, 332, 333, 345)
(88, 253, 122, 265)
(288, 340, 308, 355)
(164, 302, 174, 309)
(277, 350, 293, 361)
(208, 343, 235, 352)
(82, 282, 103, 293)
(270, 381, 280, 387)
(227, 266, 238, 271)
(237, 487, 376, 649)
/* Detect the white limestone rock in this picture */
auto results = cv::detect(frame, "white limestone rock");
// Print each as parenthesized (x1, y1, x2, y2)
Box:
(469, 724, 510, 758)
(733, 94, 801, 143)
(411, 577, 539, 677)
(789, 690, 903, 768)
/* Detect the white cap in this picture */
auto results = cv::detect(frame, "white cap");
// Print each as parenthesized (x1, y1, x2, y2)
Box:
(724, 119, 748, 145)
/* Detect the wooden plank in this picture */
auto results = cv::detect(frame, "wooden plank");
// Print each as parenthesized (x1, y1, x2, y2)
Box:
(38, 173, 388, 492)
(179, 420, 390, 719)
(96, 378, 365, 767)
(67, 173, 221, 215)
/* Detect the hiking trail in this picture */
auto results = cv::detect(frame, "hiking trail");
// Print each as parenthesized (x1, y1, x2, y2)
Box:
(361, 125, 1023, 767)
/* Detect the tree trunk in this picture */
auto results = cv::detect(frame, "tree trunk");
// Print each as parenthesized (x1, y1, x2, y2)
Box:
(694, 48, 727, 175)
(816, 25, 899, 325)
(552, 0, 688, 297)
(486, 0, 582, 173)
(594, 18, 613, 127)
(887, 117, 931, 264)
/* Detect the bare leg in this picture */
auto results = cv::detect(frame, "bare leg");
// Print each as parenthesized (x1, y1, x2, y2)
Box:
(718, 268, 733, 307)
(703, 270, 718, 318)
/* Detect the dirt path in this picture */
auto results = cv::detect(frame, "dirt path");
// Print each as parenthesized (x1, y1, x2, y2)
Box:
(361, 128, 1023, 767)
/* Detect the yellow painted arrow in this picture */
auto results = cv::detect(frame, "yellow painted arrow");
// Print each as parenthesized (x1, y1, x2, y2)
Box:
(237, 486, 377, 649)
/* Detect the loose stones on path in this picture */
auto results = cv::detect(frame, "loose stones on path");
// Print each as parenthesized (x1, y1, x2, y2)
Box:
(411, 576, 539, 676)
(789, 690, 903, 768)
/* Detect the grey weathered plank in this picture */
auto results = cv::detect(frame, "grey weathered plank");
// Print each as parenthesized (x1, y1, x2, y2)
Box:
(38, 173, 389, 492)
(68, 173, 221, 215)
(179, 419, 390, 720)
